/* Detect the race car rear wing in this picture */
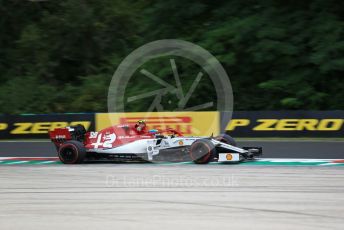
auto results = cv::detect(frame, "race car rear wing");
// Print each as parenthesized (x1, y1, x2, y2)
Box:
(49, 125, 87, 148)
(49, 128, 72, 141)
(49, 128, 72, 147)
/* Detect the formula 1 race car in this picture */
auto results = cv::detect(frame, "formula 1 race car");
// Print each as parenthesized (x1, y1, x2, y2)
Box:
(49, 121, 262, 164)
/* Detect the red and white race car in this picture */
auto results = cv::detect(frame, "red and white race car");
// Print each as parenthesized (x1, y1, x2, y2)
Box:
(49, 121, 262, 164)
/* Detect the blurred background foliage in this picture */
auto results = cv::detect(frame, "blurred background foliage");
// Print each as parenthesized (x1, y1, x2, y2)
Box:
(0, 0, 343, 114)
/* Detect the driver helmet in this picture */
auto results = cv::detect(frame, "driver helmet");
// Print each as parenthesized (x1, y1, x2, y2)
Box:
(135, 120, 146, 132)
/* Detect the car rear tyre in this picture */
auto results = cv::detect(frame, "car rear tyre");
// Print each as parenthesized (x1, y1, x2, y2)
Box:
(189, 139, 216, 164)
(215, 134, 236, 146)
(58, 140, 86, 164)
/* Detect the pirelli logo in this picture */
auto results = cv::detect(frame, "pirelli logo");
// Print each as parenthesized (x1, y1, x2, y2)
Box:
(226, 119, 344, 131)
(119, 117, 192, 124)
(120, 116, 193, 134)
(97, 112, 219, 136)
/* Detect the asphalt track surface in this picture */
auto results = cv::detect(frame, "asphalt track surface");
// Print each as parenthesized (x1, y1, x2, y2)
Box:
(1, 141, 343, 230)
(0, 139, 343, 158)
(0, 165, 343, 230)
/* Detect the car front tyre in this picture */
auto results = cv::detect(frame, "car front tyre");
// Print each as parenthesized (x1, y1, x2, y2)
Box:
(215, 134, 237, 146)
(189, 139, 216, 164)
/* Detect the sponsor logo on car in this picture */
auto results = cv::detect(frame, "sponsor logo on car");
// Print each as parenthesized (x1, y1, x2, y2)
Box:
(226, 154, 233, 160)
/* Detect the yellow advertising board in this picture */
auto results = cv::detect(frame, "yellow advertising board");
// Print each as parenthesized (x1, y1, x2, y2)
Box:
(96, 112, 220, 136)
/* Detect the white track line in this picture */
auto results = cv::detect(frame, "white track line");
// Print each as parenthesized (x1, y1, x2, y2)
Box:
(35, 161, 57, 164)
(319, 163, 343, 166)
(5, 161, 29, 165)
(0, 157, 13, 160)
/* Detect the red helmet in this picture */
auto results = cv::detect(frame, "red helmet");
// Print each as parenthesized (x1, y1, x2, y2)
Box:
(135, 120, 146, 132)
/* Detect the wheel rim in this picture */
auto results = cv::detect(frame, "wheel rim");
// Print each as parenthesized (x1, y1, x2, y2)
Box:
(59, 146, 77, 164)
(190, 142, 211, 161)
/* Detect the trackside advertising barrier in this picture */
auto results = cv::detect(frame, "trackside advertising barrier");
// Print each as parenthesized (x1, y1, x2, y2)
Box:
(0, 111, 343, 139)
(0, 114, 95, 139)
(96, 112, 220, 136)
(222, 111, 344, 137)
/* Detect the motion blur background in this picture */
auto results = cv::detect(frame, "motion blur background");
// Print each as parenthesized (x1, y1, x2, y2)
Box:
(0, 0, 343, 114)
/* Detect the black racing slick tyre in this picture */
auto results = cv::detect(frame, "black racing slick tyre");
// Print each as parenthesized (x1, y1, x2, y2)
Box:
(58, 140, 86, 164)
(189, 139, 216, 164)
(215, 134, 237, 146)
